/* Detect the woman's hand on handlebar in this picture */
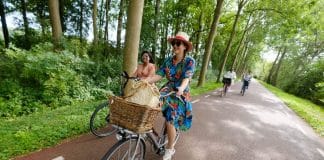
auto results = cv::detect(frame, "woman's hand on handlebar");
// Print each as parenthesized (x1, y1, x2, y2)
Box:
(176, 86, 184, 96)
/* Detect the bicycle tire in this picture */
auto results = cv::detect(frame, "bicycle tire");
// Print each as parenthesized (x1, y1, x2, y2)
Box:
(241, 87, 245, 96)
(90, 101, 117, 137)
(223, 84, 228, 96)
(101, 137, 146, 160)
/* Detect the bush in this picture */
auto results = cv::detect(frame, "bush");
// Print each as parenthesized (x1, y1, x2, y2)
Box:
(0, 43, 121, 117)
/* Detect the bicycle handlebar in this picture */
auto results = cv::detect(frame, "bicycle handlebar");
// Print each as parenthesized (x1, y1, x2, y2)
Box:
(160, 91, 185, 104)
(121, 71, 140, 81)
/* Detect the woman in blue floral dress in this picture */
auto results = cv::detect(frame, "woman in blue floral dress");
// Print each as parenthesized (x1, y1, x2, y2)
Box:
(146, 31, 195, 160)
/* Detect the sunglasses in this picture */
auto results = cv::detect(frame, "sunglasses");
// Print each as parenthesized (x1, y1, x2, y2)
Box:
(171, 40, 183, 47)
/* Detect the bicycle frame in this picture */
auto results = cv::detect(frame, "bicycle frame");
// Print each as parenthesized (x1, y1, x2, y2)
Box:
(114, 117, 168, 145)
(222, 83, 229, 96)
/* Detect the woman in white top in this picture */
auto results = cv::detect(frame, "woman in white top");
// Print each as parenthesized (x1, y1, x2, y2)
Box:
(222, 69, 236, 86)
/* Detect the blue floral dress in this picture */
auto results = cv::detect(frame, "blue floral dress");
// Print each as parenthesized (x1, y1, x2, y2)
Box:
(156, 56, 195, 131)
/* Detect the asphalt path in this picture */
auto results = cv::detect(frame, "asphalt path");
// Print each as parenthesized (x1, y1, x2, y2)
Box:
(15, 79, 324, 160)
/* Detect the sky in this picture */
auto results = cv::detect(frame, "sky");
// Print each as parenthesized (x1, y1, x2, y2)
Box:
(261, 48, 277, 62)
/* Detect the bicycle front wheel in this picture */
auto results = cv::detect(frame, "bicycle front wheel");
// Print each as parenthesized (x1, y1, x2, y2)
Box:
(90, 101, 117, 137)
(101, 137, 146, 160)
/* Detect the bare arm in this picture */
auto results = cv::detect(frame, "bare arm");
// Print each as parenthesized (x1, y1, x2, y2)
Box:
(144, 74, 162, 83)
(177, 78, 190, 96)
(148, 64, 156, 77)
(132, 64, 141, 77)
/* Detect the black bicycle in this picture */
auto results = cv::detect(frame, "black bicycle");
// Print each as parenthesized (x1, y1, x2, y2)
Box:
(101, 91, 183, 160)
(89, 72, 139, 137)
(221, 77, 232, 97)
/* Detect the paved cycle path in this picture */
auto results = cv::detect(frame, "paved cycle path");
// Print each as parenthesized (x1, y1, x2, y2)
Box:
(15, 80, 324, 160)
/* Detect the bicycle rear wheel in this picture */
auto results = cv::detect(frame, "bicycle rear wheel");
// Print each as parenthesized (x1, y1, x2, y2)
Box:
(101, 137, 146, 160)
(222, 84, 228, 97)
(90, 101, 117, 137)
(241, 87, 245, 96)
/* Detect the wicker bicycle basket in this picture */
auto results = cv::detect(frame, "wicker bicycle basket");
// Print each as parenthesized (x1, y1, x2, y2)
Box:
(109, 96, 161, 133)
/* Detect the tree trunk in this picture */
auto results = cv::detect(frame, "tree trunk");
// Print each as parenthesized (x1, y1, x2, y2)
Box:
(194, 11, 203, 67)
(92, 0, 98, 44)
(238, 43, 250, 76)
(59, 0, 66, 32)
(236, 40, 249, 75)
(123, 0, 144, 75)
(272, 47, 286, 86)
(231, 14, 252, 69)
(159, 23, 168, 65)
(37, 8, 47, 38)
(104, 0, 111, 42)
(48, 0, 63, 51)
(217, 0, 248, 82)
(117, 0, 125, 53)
(21, 0, 30, 49)
(197, 0, 224, 87)
(98, 0, 105, 40)
(151, 0, 161, 59)
(79, 0, 84, 43)
(0, 0, 9, 48)
(266, 47, 281, 83)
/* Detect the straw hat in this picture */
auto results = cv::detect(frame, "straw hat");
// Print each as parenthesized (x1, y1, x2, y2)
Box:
(168, 31, 193, 52)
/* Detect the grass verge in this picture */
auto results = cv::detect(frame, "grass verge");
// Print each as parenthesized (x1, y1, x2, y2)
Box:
(0, 80, 220, 160)
(0, 100, 105, 160)
(260, 81, 324, 137)
(190, 80, 223, 96)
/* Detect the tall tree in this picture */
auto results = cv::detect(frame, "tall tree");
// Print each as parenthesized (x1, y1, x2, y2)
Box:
(92, 0, 98, 44)
(123, 0, 144, 75)
(231, 14, 253, 69)
(266, 47, 281, 83)
(103, 0, 111, 42)
(193, 11, 204, 67)
(217, 0, 249, 82)
(48, 0, 62, 50)
(29, 0, 48, 37)
(197, 0, 224, 87)
(59, 0, 66, 32)
(116, 0, 125, 53)
(98, 0, 105, 40)
(79, 0, 84, 42)
(151, 0, 161, 59)
(20, 0, 30, 49)
(272, 46, 286, 85)
(0, 0, 10, 48)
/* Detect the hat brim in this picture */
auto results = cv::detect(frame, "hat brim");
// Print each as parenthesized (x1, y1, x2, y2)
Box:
(168, 37, 193, 52)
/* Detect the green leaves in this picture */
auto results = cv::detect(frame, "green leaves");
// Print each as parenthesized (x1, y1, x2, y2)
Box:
(0, 43, 121, 118)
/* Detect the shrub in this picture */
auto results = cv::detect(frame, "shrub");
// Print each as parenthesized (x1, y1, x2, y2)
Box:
(0, 43, 121, 117)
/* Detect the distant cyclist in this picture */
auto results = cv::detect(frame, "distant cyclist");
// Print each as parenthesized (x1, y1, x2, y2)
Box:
(241, 71, 252, 93)
(222, 68, 236, 88)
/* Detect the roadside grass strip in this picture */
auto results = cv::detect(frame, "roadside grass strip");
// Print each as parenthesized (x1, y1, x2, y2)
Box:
(260, 81, 324, 137)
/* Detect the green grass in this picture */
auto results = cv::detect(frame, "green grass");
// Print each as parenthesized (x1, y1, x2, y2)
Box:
(190, 80, 223, 96)
(0, 100, 105, 160)
(260, 81, 324, 137)
(0, 80, 220, 160)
